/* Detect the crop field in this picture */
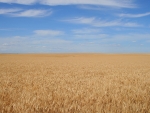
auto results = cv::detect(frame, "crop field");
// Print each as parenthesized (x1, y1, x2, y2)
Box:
(0, 54, 150, 113)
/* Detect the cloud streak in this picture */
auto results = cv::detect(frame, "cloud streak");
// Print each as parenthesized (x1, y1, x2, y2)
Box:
(64, 17, 141, 27)
(34, 30, 64, 36)
(0, 0, 37, 5)
(0, 8, 52, 17)
(10, 9, 52, 17)
(1, 33, 149, 53)
(78, 5, 106, 11)
(118, 12, 150, 18)
(0, 8, 21, 14)
(0, 0, 136, 8)
(72, 28, 101, 34)
(74, 34, 108, 39)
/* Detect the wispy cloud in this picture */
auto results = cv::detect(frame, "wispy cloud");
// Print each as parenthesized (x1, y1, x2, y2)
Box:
(113, 34, 150, 41)
(34, 30, 64, 36)
(0, 8, 21, 14)
(41, 0, 136, 8)
(72, 28, 101, 34)
(74, 34, 108, 39)
(1, 33, 150, 53)
(0, 0, 136, 8)
(0, 0, 37, 5)
(64, 17, 141, 27)
(72, 28, 107, 39)
(0, 35, 71, 53)
(0, 8, 52, 17)
(78, 5, 109, 10)
(10, 9, 52, 17)
(118, 12, 150, 18)
(65, 17, 95, 24)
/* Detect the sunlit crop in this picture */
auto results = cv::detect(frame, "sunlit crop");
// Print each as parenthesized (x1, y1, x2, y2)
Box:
(0, 54, 150, 113)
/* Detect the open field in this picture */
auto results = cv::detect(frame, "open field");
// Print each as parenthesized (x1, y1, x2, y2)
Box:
(0, 54, 150, 113)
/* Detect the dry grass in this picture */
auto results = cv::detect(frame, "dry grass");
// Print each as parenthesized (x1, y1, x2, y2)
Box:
(0, 54, 150, 113)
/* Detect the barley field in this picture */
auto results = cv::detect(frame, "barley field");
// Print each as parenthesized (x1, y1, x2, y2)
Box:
(0, 54, 150, 113)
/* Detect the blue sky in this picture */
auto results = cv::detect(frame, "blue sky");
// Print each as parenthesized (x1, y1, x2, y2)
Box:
(0, 0, 150, 53)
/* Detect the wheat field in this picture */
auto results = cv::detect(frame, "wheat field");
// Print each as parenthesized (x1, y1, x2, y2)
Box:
(0, 54, 150, 113)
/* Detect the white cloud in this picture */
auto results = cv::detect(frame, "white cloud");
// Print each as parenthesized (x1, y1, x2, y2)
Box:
(93, 19, 139, 27)
(0, 0, 37, 5)
(0, 35, 71, 53)
(109, 34, 150, 43)
(78, 5, 104, 10)
(78, 5, 117, 11)
(34, 30, 64, 36)
(65, 17, 95, 24)
(40, 0, 136, 8)
(72, 28, 101, 34)
(72, 28, 107, 39)
(132, 41, 136, 43)
(74, 34, 108, 39)
(0, 8, 21, 14)
(64, 17, 141, 27)
(0, 33, 150, 53)
(118, 12, 150, 18)
(0, 0, 136, 8)
(2, 43, 9, 46)
(0, 8, 52, 17)
(10, 9, 52, 17)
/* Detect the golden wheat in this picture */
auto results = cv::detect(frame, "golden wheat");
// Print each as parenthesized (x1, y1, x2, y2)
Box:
(0, 54, 150, 113)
